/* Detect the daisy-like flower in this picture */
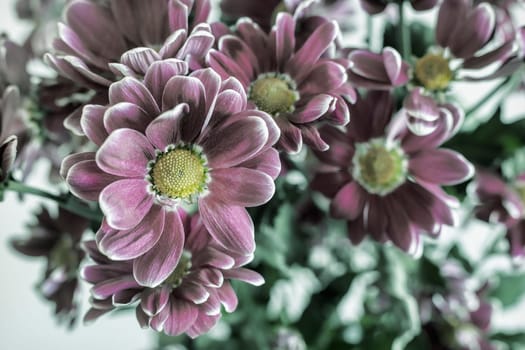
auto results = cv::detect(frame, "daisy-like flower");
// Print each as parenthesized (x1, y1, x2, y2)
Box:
(311, 91, 473, 254)
(45, 0, 212, 133)
(11, 206, 89, 326)
(472, 169, 525, 260)
(360, 0, 438, 15)
(61, 67, 280, 277)
(412, 0, 518, 93)
(208, 13, 355, 154)
(82, 211, 264, 337)
(418, 262, 495, 350)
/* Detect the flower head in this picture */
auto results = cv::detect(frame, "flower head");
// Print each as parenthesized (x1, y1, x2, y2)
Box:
(311, 91, 473, 254)
(45, 0, 212, 133)
(11, 206, 89, 326)
(208, 13, 355, 153)
(82, 211, 264, 337)
(62, 67, 280, 271)
(472, 169, 525, 259)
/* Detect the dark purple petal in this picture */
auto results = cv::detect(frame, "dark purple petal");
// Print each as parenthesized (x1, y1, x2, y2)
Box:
(218, 35, 259, 77)
(299, 61, 346, 96)
(436, 0, 468, 48)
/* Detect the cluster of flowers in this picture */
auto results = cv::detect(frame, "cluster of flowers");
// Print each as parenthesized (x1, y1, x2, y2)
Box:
(1, 0, 524, 343)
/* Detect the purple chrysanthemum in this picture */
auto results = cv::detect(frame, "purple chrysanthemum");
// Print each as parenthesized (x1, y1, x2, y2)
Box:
(45, 0, 212, 133)
(472, 169, 525, 260)
(208, 13, 355, 153)
(11, 206, 89, 326)
(412, 0, 518, 92)
(311, 91, 473, 254)
(61, 67, 280, 280)
(82, 210, 264, 337)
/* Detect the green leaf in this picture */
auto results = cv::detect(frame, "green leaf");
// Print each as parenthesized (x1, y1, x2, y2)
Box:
(490, 272, 525, 308)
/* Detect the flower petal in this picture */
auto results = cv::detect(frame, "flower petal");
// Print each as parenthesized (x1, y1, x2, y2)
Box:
(145, 103, 188, 150)
(97, 205, 165, 260)
(99, 179, 153, 230)
(409, 149, 474, 185)
(96, 128, 154, 177)
(199, 198, 255, 255)
(133, 211, 185, 287)
(109, 77, 160, 117)
(144, 59, 189, 105)
(330, 181, 365, 220)
(163, 298, 198, 336)
(208, 168, 275, 207)
(66, 159, 118, 201)
(103, 102, 151, 134)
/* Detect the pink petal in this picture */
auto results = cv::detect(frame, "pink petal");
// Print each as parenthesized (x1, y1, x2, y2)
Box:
(103, 102, 151, 134)
(96, 128, 154, 177)
(145, 103, 188, 150)
(409, 149, 474, 185)
(99, 179, 154, 230)
(109, 77, 160, 117)
(97, 205, 165, 260)
(199, 198, 255, 255)
(66, 159, 118, 201)
(133, 211, 185, 287)
(145, 59, 189, 105)
(330, 181, 365, 220)
(81, 104, 108, 146)
(163, 298, 198, 336)
(222, 268, 265, 286)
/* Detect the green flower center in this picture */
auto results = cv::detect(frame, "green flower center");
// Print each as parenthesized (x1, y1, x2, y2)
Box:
(415, 53, 453, 91)
(164, 250, 192, 288)
(352, 138, 407, 196)
(49, 236, 78, 275)
(248, 73, 299, 116)
(149, 146, 208, 200)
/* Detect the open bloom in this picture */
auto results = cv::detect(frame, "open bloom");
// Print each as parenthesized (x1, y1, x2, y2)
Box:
(412, 0, 519, 93)
(45, 0, 212, 133)
(208, 13, 355, 153)
(472, 169, 525, 260)
(82, 211, 264, 337)
(62, 67, 280, 268)
(12, 206, 89, 326)
(311, 91, 473, 254)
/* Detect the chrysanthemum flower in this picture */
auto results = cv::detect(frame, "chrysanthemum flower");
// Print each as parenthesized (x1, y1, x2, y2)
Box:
(62, 67, 280, 271)
(45, 0, 212, 133)
(208, 13, 355, 153)
(311, 91, 473, 254)
(472, 169, 525, 259)
(418, 261, 495, 350)
(82, 211, 264, 337)
(11, 206, 89, 326)
(412, 0, 518, 93)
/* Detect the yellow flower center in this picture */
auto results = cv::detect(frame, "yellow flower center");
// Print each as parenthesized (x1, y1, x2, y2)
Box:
(352, 139, 407, 196)
(164, 251, 192, 288)
(249, 73, 299, 116)
(415, 53, 453, 91)
(150, 147, 208, 200)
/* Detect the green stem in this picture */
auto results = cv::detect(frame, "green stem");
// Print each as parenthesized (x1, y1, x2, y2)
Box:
(398, 2, 411, 60)
(4, 180, 103, 222)
(465, 76, 513, 116)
